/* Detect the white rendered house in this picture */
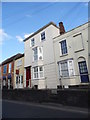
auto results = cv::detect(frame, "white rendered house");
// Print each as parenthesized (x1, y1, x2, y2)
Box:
(54, 22, 90, 88)
(24, 22, 59, 89)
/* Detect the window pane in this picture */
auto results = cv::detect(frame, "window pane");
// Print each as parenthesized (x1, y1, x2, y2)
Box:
(3, 65, 7, 74)
(31, 38, 35, 47)
(39, 66, 44, 78)
(61, 62, 69, 77)
(33, 47, 38, 61)
(21, 76, 23, 83)
(41, 32, 45, 41)
(60, 40, 67, 55)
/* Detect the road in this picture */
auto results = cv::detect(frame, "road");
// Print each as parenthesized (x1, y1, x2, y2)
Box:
(2, 100, 88, 118)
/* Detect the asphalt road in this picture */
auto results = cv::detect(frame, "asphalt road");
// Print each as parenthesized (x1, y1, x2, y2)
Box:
(2, 100, 88, 119)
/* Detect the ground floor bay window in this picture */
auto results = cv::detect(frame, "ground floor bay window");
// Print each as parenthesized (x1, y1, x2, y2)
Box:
(58, 59, 75, 79)
(33, 66, 44, 79)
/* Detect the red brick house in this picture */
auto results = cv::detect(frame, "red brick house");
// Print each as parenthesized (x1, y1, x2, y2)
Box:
(1, 53, 23, 89)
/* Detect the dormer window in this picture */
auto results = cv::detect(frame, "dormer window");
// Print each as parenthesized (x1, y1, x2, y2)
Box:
(41, 32, 45, 41)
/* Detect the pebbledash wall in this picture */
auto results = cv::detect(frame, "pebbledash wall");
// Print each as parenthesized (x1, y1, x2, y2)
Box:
(24, 22, 60, 89)
(54, 22, 90, 88)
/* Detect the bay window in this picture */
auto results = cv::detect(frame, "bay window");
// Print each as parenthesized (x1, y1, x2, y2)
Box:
(33, 47, 38, 61)
(33, 47, 43, 61)
(58, 59, 74, 78)
(33, 66, 44, 79)
(33, 67, 38, 79)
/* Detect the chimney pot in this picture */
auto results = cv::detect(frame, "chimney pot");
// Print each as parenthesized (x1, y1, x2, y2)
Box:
(59, 22, 65, 35)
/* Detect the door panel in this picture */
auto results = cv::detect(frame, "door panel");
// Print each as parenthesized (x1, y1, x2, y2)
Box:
(26, 67, 31, 87)
(78, 61, 89, 83)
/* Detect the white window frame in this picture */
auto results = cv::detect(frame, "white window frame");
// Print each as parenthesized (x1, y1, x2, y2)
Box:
(33, 66, 44, 79)
(17, 60, 22, 67)
(30, 38, 35, 47)
(33, 47, 38, 61)
(16, 75, 23, 84)
(38, 47, 43, 60)
(33, 47, 43, 61)
(8, 63, 11, 73)
(58, 59, 75, 79)
(33, 66, 38, 79)
(41, 31, 45, 41)
(59, 39, 68, 56)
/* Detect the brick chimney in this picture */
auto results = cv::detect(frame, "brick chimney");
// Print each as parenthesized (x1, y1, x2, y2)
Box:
(59, 22, 65, 35)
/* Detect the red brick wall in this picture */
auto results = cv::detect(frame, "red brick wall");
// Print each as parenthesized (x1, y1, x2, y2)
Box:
(2, 61, 14, 88)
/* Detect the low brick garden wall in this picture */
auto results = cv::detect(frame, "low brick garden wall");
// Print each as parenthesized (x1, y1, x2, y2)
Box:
(2, 89, 89, 108)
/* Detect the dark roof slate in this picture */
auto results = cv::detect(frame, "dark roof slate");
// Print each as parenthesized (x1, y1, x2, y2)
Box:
(23, 21, 59, 42)
(1, 53, 24, 65)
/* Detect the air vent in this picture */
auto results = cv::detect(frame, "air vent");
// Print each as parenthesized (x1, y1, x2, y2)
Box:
(39, 56, 42, 60)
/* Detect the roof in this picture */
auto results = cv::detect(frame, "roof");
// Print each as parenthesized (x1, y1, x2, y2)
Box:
(23, 22, 59, 42)
(53, 21, 89, 39)
(14, 53, 24, 61)
(1, 53, 24, 65)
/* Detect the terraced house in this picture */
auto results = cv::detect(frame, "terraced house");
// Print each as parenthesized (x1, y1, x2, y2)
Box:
(54, 22, 90, 88)
(24, 22, 60, 89)
(1, 53, 23, 89)
(14, 54, 24, 89)
(0, 65, 2, 89)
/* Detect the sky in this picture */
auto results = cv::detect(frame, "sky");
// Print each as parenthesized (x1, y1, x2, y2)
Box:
(0, 1, 88, 63)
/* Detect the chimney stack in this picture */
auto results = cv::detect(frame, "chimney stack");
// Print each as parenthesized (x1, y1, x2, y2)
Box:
(59, 22, 65, 35)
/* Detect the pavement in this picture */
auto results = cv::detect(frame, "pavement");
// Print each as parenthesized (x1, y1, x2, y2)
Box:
(0, 99, 89, 119)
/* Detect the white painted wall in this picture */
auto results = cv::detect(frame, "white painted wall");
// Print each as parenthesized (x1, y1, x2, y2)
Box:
(54, 22, 89, 87)
(24, 23, 59, 89)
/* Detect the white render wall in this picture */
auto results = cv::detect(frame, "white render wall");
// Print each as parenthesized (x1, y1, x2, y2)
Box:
(54, 22, 89, 87)
(24, 24, 59, 89)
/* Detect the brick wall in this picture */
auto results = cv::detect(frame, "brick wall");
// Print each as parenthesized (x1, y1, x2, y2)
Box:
(2, 89, 89, 108)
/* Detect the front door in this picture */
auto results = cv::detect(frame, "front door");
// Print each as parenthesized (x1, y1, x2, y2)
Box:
(78, 61, 89, 83)
(26, 67, 31, 87)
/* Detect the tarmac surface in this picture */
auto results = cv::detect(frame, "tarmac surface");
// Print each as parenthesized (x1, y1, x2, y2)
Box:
(1, 99, 89, 119)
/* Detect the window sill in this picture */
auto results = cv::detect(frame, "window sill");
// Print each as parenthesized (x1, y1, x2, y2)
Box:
(32, 59, 43, 63)
(60, 53, 68, 57)
(59, 76, 75, 80)
(41, 39, 46, 42)
(32, 77, 45, 80)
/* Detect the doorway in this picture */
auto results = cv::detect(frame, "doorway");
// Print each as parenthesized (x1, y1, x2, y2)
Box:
(78, 61, 89, 83)
(26, 66, 31, 87)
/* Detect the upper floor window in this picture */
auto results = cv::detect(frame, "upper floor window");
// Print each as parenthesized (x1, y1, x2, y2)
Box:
(17, 60, 22, 67)
(41, 32, 45, 41)
(33, 47, 38, 61)
(8, 63, 11, 73)
(33, 47, 43, 61)
(0, 67, 1, 75)
(31, 38, 35, 47)
(60, 40, 67, 55)
(3, 65, 7, 74)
